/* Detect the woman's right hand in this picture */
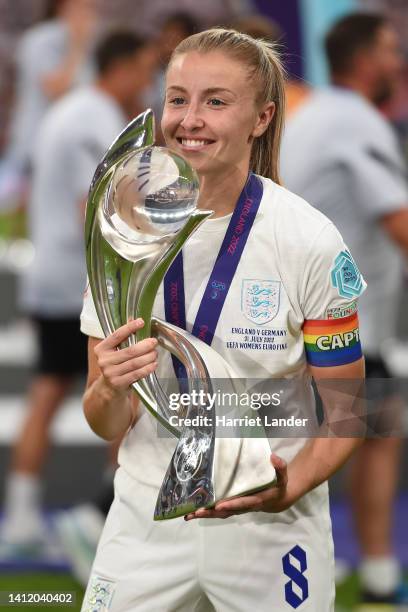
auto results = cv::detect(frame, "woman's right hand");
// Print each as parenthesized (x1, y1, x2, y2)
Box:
(94, 318, 158, 397)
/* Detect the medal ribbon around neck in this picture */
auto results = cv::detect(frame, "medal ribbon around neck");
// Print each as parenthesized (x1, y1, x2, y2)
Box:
(164, 172, 263, 379)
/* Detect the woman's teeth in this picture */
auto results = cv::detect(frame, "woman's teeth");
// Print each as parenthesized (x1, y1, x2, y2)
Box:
(181, 139, 211, 148)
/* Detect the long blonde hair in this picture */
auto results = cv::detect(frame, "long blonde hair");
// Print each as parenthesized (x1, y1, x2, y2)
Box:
(168, 28, 286, 184)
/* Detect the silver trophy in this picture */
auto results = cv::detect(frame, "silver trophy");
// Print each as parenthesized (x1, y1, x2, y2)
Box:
(85, 110, 276, 520)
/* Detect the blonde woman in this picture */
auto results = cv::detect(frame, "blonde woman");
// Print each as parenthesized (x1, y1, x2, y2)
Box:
(80, 29, 366, 612)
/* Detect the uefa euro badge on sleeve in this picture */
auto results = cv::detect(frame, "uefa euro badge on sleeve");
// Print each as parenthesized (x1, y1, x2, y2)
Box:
(85, 109, 276, 520)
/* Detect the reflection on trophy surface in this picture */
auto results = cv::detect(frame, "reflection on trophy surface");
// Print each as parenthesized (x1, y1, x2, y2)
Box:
(112, 148, 197, 238)
(97, 145, 199, 262)
(86, 109, 276, 521)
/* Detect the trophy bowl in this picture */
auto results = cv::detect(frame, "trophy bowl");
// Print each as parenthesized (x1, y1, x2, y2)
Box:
(99, 146, 199, 258)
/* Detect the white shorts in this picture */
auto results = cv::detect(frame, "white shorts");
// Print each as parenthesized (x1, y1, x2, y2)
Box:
(81, 467, 335, 612)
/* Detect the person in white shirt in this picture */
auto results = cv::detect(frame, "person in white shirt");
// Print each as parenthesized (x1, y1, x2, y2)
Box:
(0, 29, 156, 554)
(281, 12, 408, 606)
(80, 28, 366, 611)
(0, 0, 98, 207)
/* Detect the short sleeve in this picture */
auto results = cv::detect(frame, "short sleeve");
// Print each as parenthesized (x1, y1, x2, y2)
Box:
(344, 142, 408, 219)
(301, 223, 366, 367)
(81, 280, 104, 339)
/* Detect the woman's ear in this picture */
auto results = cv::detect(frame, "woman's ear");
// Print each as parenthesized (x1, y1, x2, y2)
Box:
(252, 102, 275, 138)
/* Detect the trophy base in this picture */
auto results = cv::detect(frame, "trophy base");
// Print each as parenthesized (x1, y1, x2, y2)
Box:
(153, 479, 276, 521)
(153, 426, 215, 521)
(153, 436, 276, 521)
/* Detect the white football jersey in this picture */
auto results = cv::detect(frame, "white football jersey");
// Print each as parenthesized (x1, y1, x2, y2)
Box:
(81, 177, 365, 612)
(82, 176, 365, 491)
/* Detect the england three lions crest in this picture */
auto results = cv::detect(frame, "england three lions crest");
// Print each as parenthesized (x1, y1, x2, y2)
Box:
(241, 280, 280, 324)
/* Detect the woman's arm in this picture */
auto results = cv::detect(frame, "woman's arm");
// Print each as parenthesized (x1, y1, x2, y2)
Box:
(83, 318, 158, 441)
(282, 356, 365, 504)
(185, 357, 365, 520)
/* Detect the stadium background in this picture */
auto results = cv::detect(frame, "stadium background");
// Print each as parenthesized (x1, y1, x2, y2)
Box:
(0, 0, 407, 609)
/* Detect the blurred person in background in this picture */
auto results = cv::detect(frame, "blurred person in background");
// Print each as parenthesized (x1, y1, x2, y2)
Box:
(231, 14, 311, 117)
(0, 30, 156, 566)
(156, 12, 199, 65)
(0, 0, 98, 209)
(97, 0, 254, 38)
(144, 12, 199, 141)
(281, 13, 408, 606)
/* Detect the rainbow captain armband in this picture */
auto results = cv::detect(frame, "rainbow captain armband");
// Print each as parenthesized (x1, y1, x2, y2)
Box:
(303, 312, 362, 367)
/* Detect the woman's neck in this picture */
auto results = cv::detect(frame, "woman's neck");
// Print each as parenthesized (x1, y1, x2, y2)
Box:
(197, 167, 249, 218)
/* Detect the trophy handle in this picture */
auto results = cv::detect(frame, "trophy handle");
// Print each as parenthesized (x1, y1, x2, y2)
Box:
(85, 109, 215, 436)
(150, 319, 277, 520)
(89, 109, 155, 193)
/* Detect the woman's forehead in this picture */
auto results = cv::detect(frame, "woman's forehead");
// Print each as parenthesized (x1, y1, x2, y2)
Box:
(166, 50, 251, 89)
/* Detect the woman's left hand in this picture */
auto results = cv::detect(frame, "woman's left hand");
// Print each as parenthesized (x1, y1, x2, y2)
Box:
(184, 453, 293, 521)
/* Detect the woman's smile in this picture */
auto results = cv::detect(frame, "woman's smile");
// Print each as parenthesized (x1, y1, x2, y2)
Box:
(176, 137, 216, 151)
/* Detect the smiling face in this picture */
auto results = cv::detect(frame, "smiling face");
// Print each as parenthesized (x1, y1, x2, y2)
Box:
(161, 50, 274, 181)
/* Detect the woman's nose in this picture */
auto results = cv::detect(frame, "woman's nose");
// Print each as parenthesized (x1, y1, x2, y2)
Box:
(180, 105, 205, 131)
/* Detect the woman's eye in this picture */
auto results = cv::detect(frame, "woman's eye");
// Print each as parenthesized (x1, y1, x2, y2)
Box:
(169, 97, 185, 105)
(208, 98, 225, 107)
